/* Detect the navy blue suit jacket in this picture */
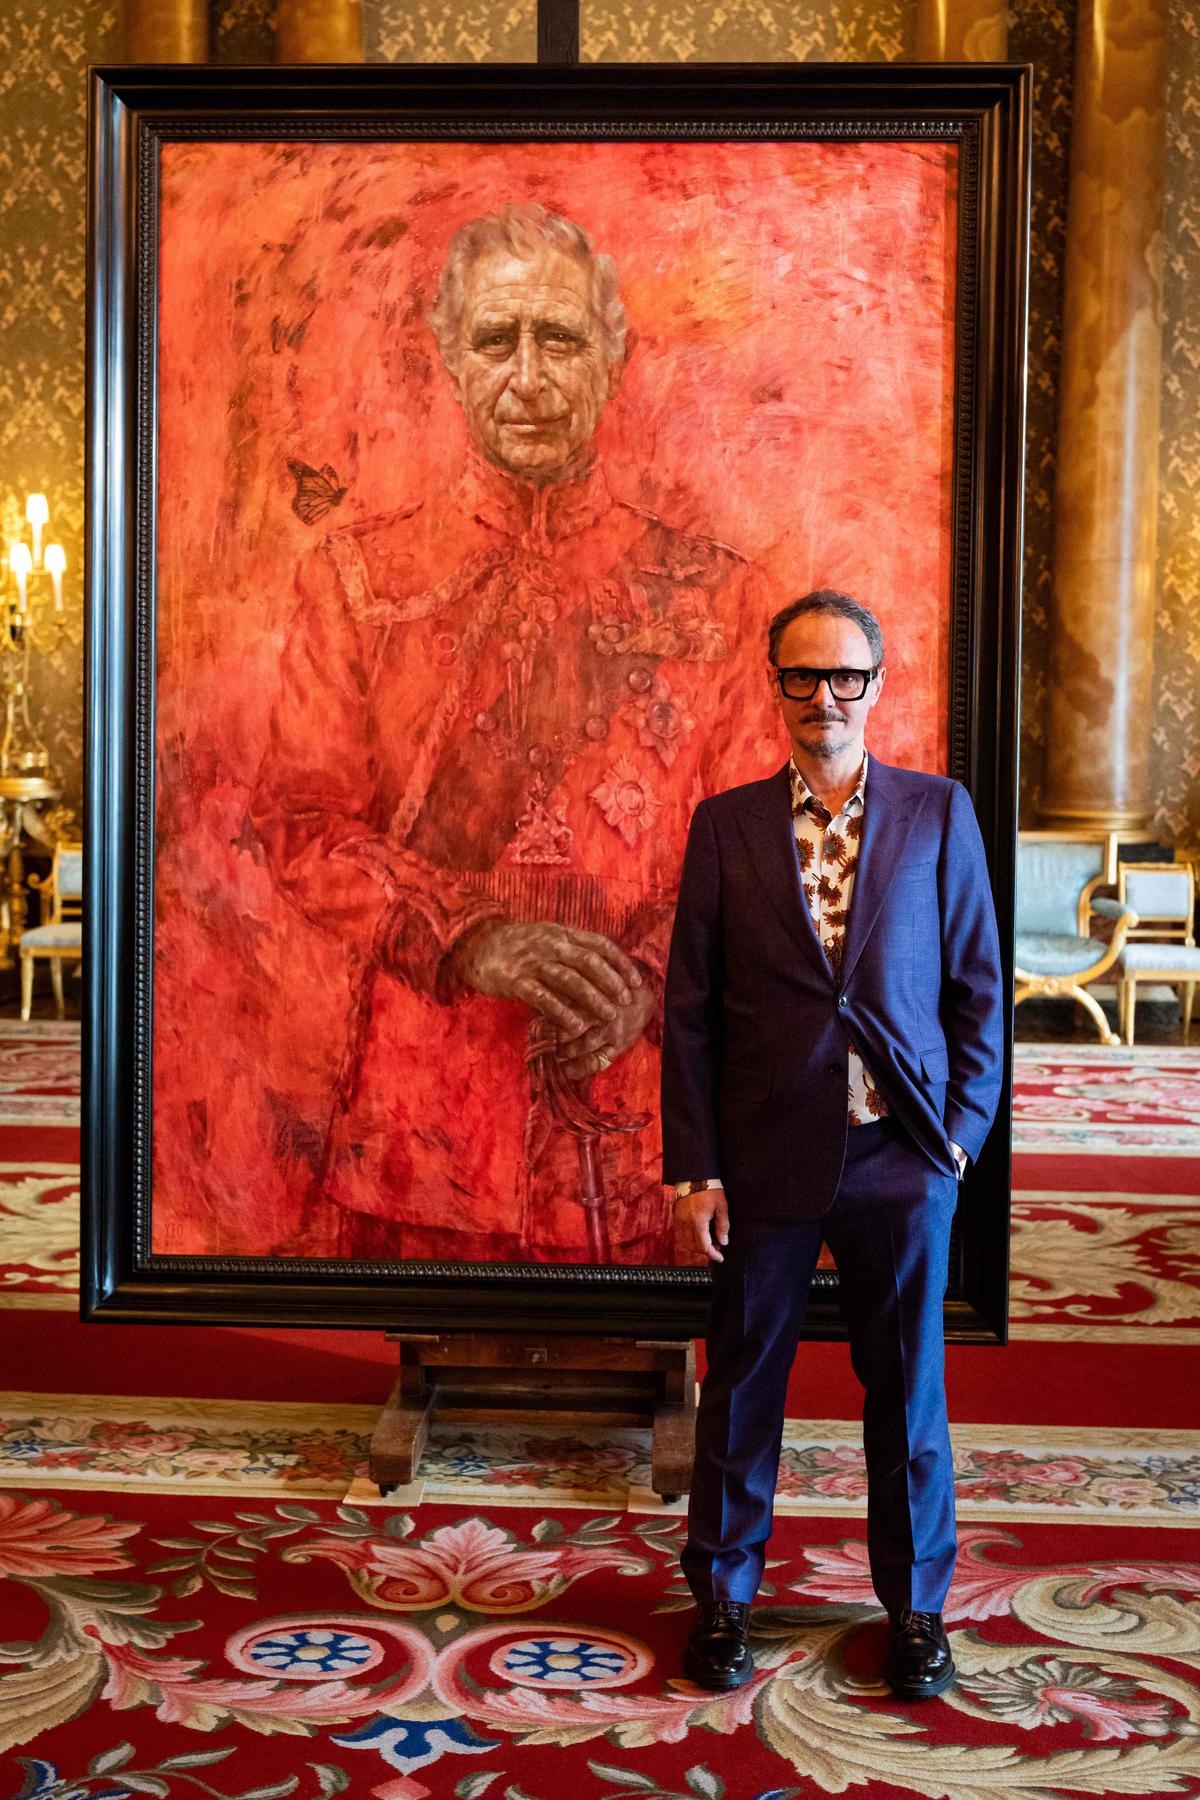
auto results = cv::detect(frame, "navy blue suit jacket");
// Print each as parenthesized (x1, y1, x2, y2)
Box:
(660, 757, 1005, 1220)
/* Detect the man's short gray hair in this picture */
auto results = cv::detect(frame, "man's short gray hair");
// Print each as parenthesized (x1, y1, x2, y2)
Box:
(429, 202, 628, 369)
(768, 589, 885, 668)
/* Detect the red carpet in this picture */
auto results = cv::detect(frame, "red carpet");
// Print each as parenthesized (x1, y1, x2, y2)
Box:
(3, 1490, 1197, 1797)
(1014, 1150, 1200, 1194)
(4, 1312, 1194, 1431)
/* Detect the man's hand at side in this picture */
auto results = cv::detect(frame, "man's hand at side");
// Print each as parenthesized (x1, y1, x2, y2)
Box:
(687, 1185, 730, 1264)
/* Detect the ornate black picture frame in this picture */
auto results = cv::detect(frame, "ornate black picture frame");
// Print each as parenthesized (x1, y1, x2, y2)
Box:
(84, 62, 1029, 1340)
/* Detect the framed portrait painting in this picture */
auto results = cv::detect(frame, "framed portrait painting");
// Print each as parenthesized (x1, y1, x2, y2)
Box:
(85, 63, 1029, 1339)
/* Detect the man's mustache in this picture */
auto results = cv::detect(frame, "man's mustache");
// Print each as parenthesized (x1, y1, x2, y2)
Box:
(803, 711, 847, 724)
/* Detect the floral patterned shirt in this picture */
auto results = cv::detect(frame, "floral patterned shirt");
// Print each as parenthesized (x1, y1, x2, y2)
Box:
(789, 754, 889, 1127)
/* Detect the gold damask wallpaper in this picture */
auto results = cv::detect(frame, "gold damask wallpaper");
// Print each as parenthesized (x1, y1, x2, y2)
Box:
(0, 3, 119, 819)
(211, 0, 536, 62)
(1, 0, 1197, 841)
(583, 0, 909, 60)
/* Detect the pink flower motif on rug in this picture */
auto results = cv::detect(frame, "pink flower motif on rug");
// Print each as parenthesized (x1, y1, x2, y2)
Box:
(284, 1515, 655, 1614)
(0, 1491, 139, 1577)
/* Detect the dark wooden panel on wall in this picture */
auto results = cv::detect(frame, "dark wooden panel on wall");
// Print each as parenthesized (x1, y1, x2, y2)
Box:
(537, 0, 580, 64)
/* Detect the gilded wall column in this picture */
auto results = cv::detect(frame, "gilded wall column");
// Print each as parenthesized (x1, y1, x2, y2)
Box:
(913, 0, 1007, 61)
(275, 0, 365, 62)
(123, 0, 207, 60)
(1040, 0, 1168, 830)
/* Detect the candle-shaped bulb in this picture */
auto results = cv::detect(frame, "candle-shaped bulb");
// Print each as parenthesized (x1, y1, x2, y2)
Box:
(44, 543, 66, 611)
(9, 542, 31, 612)
(25, 494, 49, 566)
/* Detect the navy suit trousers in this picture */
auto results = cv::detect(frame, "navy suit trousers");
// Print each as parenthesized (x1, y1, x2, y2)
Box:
(681, 1119, 959, 1616)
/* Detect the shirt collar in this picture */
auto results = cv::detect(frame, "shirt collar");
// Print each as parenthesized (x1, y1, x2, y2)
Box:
(454, 449, 612, 548)
(790, 752, 869, 820)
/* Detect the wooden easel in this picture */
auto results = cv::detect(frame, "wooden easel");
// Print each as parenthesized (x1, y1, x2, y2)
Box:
(370, 1333, 697, 1502)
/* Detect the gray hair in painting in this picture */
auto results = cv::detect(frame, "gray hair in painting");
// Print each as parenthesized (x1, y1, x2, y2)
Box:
(429, 201, 629, 369)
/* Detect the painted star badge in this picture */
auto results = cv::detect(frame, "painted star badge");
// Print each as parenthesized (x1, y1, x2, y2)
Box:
(590, 756, 662, 848)
(636, 673, 697, 768)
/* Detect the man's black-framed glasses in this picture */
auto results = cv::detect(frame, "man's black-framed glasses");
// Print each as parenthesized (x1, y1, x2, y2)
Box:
(774, 665, 880, 702)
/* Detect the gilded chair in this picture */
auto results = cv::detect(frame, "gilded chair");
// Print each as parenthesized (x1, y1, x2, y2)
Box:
(20, 842, 83, 1021)
(1114, 861, 1199, 1045)
(1014, 832, 1136, 1047)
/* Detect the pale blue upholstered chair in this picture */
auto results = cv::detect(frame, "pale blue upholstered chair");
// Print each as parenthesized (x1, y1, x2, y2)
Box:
(20, 842, 83, 1021)
(1014, 832, 1136, 1046)
(1115, 862, 1198, 1045)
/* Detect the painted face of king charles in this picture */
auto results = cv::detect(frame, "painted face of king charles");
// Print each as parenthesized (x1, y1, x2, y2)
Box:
(447, 241, 624, 485)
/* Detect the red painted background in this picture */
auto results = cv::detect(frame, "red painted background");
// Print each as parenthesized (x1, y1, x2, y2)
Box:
(152, 138, 957, 1262)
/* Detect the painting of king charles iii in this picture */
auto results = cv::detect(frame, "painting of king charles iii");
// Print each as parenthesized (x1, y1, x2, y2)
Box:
(251, 202, 778, 1268)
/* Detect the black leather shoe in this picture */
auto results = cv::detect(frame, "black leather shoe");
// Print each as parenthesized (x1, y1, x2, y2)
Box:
(885, 1609, 955, 1700)
(684, 1599, 754, 1689)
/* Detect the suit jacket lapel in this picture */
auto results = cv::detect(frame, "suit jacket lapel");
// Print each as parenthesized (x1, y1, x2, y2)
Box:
(839, 759, 926, 985)
(736, 762, 833, 985)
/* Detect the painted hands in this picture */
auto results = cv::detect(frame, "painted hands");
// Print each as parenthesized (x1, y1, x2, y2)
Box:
(448, 919, 649, 1079)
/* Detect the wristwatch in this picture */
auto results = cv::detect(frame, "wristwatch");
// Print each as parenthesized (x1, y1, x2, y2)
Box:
(675, 1178, 721, 1198)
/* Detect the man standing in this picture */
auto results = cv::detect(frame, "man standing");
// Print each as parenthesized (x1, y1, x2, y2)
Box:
(661, 589, 1004, 1700)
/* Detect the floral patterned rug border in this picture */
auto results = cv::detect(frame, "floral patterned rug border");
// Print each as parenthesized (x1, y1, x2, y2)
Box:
(1012, 1128, 1200, 1154)
(1013, 1042, 1200, 1063)
(1010, 1044, 1200, 1153)
(0, 1019, 81, 1124)
(1, 1391, 1196, 1527)
(0, 1099, 80, 1125)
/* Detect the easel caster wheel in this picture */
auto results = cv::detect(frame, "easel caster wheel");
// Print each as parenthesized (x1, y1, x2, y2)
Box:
(378, 1483, 395, 1497)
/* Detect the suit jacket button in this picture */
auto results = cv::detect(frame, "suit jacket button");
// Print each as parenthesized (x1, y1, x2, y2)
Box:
(837, 994, 848, 1010)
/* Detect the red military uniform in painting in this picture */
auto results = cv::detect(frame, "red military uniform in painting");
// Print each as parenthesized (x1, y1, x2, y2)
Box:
(252, 453, 777, 1265)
